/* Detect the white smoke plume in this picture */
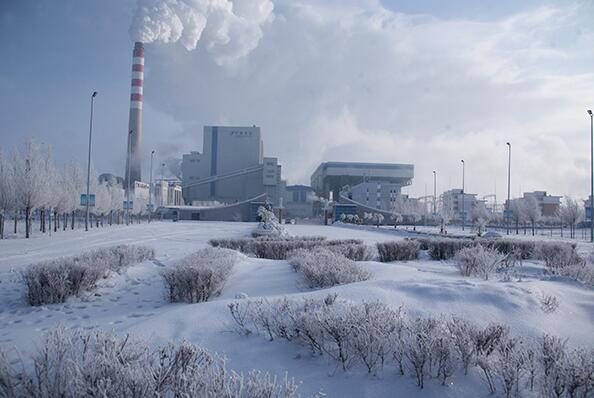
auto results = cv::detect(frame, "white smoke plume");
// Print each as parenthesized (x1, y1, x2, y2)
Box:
(130, 0, 274, 63)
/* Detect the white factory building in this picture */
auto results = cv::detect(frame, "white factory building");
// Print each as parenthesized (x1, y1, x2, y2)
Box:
(181, 126, 284, 208)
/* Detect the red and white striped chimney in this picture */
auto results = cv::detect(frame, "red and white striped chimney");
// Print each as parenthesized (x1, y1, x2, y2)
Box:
(126, 41, 144, 185)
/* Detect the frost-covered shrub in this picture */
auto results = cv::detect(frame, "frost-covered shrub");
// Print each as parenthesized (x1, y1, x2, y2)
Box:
(376, 240, 420, 262)
(454, 245, 506, 280)
(288, 248, 371, 288)
(426, 238, 474, 260)
(161, 247, 240, 303)
(552, 262, 594, 288)
(535, 241, 582, 268)
(253, 206, 288, 237)
(228, 297, 594, 395)
(210, 236, 371, 261)
(22, 245, 155, 306)
(0, 327, 300, 398)
(540, 294, 560, 313)
(479, 239, 535, 260)
(324, 242, 376, 261)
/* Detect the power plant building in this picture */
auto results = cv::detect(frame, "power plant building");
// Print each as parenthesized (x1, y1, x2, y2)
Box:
(181, 126, 283, 207)
(311, 161, 414, 202)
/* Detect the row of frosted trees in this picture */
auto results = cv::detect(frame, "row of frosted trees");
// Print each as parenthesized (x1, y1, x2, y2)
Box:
(0, 141, 143, 239)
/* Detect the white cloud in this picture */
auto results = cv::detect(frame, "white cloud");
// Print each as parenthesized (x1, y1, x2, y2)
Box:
(143, 0, 594, 198)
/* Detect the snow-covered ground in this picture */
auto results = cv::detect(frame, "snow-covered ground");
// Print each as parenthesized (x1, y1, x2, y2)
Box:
(1, 221, 593, 397)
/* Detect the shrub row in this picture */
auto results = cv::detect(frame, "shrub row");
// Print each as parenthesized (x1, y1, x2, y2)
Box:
(229, 296, 594, 396)
(210, 236, 373, 261)
(0, 327, 299, 397)
(22, 245, 155, 306)
(161, 247, 241, 303)
(376, 240, 420, 262)
(288, 248, 372, 288)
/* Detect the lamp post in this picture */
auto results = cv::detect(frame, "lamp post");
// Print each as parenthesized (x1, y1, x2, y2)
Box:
(433, 171, 437, 216)
(506, 142, 511, 235)
(149, 150, 155, 223)
(461, 159, 465, 231)
(126, 130, 133, 225)
(588, 110, 593, 242)
(85, 91, 98, 232)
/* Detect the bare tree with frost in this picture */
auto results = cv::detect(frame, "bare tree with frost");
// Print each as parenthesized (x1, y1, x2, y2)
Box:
(524, 196, 541, 236)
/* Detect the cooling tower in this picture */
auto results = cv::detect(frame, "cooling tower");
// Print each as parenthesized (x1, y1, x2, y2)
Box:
(125, 41, 144, 186)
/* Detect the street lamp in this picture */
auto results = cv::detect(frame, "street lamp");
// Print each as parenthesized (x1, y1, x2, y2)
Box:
(161, 163, 166, 207)
(506, 142, 511, 235)
(85, 91, 98, 232)
(433, 171, 437, 216)
(461, 159, 465, 231)
(149, 150, 155, 223)
(588, 110, 593, 242)
(126, 130, 133, 225)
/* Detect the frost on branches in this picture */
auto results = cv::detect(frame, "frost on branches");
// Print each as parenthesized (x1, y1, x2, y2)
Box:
(253, 205, 288, 238)
(288, 248, 372, 288)
(0, 327, 300, 398)
(228, 297, 594, 395)
(22, 245, 155, 306)
(161, 247, 242, 303)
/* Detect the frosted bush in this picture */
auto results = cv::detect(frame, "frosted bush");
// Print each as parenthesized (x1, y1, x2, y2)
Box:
(22, 245, 155, 306)
(288, 248, 372, 288)
(425, 238, 474, 260)
(228, 297, 594, 395)
(479, 239, 535, 260)
(162, 247, 240, 303)
(0, 327, 300, 398)
(376, 240, 420, 262)
(253, 206, 288, 237)
(454, 245, 506, 280)
(210, 236, 371, 261)
(535, 242, 582, 268)
(540, 294, 560, 313)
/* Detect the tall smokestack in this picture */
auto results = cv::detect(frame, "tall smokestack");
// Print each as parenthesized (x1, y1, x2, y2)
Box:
(126, 41, 144, 185)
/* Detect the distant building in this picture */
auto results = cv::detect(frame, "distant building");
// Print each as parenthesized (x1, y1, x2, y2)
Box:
(311, 161, 414, 202)
(348, 181, 403, 212)
(181, 126, 283, 207)
(283, 185, 316, 219)
(441, 189, 480, 222)
(522, 191, 561, 217)
(99, 173, 124, 187)
(155, 180, 184, 207)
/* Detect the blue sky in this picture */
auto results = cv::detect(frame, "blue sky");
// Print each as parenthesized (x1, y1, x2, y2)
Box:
(1, 0, 593, 199)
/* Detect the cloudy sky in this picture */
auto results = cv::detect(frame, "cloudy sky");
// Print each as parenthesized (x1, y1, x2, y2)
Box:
(1, 0, 593, 200)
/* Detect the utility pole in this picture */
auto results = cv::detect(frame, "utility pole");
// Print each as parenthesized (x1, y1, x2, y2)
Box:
(433, 170, 437, 217)
(85, 91, 97, 232)
(588, 110, 593, 242)
(149, 150, 155, 223)
(126, 130, 133, 225)
(506, 142, 511, 235)
(461, 159, 465, 231)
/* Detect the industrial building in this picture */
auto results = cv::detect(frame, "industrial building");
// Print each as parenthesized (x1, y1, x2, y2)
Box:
(311, 161, 414, 202)
(347, 181, 403, 212)
(181, 126, 284, 214)
(521, 191, 561, 217)
(283, 185, 317, 219)
(441, 189, 481, 222)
